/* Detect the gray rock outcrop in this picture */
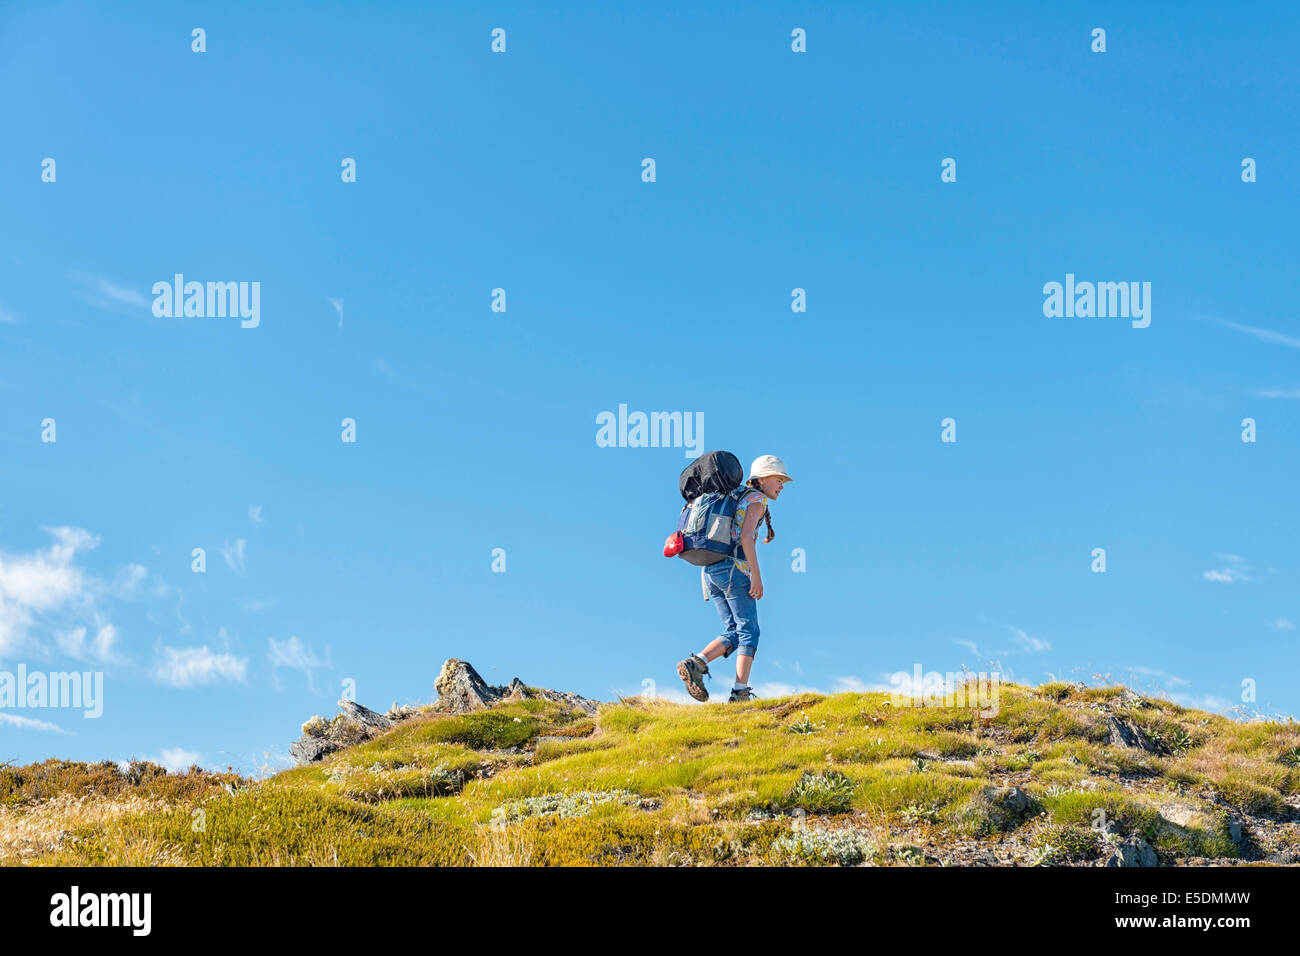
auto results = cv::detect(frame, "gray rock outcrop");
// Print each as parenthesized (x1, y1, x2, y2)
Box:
(432, 658, 600, 716)
(289, 658, 603, 765)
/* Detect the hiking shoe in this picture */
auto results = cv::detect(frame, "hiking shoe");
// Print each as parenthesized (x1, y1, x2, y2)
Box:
(676, 654, 711, 702)
(727, 685, 756, 703)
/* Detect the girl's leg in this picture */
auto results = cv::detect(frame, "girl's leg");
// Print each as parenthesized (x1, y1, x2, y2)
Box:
(735, 653, 754, 685)
(697, 640, 728, 663)
(702, 567, 742, 661)
(722, 570, 760, 685)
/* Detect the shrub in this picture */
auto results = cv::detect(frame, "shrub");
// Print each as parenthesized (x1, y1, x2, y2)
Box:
(491, 789, 639, 824)
(784, 770, 856, 815)
(773, 828, 875, 866)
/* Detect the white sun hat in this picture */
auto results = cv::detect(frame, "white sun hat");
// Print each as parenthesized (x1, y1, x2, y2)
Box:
(749, 454, 793, 483)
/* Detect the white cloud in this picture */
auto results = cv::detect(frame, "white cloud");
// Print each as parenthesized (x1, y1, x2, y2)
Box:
(110, 563, 148, 598)
(327, 297, 343, 328)
(1255, 388, 1300, 399)
(1163, 690, 1235, 713)
(886, 670, 952, 698)
(69, 272, 149, 315)
(268, 636, 330, 691)
(0, 526, 100, 655)
(93, 623, 117, 658)
(221, 539, 247, 574)
(1203, 568, 1249, 584)
(1268, 618, 1294, 630)
(750, 680, 827, 697)
(1127, 665, 1192, 688)
(152, 645, 248, 688)
(0, 303, 17, 324)
(642, 685, 695, 704)
(0, 712, 71, 733)
(153, 747, 201, 772)
(1204, 554, 1251, 583)
(248, 506, 263, 524)
(56, 622, 117, 661)
(1217, 319, 1300, 350)
(830, 675, 894, 693)
(1009, 626, 1050, 653)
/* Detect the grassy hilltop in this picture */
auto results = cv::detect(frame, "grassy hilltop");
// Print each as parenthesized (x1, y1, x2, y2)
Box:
(4, 681, 1300, 866)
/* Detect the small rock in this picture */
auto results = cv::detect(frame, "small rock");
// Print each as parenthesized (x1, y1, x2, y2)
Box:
(1099, 834, 1158, 867)
(290, 737, 339, 764)
(338, 699, 394, 732)
(995, 786, 1035, 815)
(1105, 715, 1163, 754)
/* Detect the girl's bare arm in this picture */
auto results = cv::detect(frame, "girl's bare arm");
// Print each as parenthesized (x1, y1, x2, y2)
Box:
(739, 500, 764, 598)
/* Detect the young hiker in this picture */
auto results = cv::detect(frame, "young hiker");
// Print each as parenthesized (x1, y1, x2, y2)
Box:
(677, 454, 792, 703)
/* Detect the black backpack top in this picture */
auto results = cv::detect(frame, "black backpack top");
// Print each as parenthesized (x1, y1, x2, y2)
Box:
(679, 450, 744, 502)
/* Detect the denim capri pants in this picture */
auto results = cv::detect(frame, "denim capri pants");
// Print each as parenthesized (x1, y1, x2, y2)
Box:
(702, 560, 759, 658)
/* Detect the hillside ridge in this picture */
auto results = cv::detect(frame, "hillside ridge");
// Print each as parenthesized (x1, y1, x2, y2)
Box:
(3, 660, 1298, 866)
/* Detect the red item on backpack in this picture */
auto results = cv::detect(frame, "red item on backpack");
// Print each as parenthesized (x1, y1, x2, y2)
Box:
(663, 531, 685, 557)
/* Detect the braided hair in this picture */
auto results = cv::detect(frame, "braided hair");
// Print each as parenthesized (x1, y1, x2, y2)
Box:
(746, 477, 775, 544)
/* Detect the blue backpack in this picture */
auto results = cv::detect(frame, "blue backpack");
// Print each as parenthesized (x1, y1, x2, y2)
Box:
(663, 450, 753, 566)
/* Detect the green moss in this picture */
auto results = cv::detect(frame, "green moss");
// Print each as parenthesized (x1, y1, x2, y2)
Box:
(1032, 824, 1100, 861)
(17, 680, 1297, 867)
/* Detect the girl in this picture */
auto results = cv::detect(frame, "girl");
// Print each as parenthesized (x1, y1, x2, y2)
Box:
(677, 455, 792, 703)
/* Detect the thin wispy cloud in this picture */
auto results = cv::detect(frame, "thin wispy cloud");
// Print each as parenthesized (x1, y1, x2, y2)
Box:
(327, 297, 343, 328)
(1203, 553, 1251, 584)
(1216, 319, 1300, 350)
(56, 622, 117, 661)
(374, 357, 431, 394)
(1163, 690, 1235, 713)
(1255, 388, 1300, 399)
(268, 635, 331, 692)
(1127, 665, 1192, 688)
(0, 712, 72, 734)
(1268, 618, 1294, 631)
(69, 272, 149, 315)
(1009, 626, 1050, 653)
(222, 539, 247, 574)
(1203, 569, 1249, 583)
(114, 563, 148, 596)
(248, 505, 263, 524)
(0, 303, 18, 324)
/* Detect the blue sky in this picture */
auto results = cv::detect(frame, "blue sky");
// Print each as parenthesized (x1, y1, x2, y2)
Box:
(1, 1, 1297, 774)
